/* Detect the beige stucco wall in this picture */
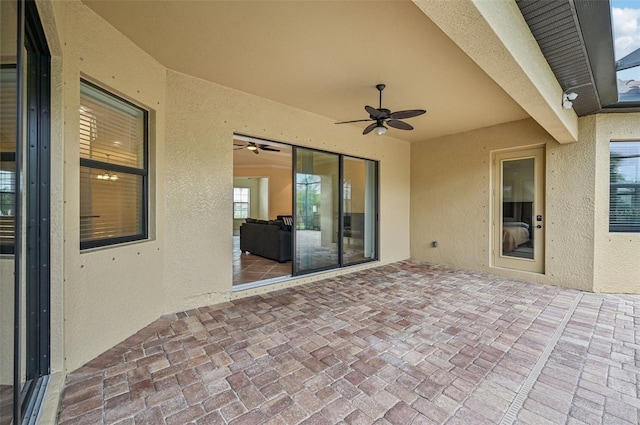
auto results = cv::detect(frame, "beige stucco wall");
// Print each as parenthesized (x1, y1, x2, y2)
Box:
(410, 118, 596, 291)
(593, 113, 640, 293)
(164, 69, 411, 312)
(37, 0, 410, 373)
(54, 0, 167, 372)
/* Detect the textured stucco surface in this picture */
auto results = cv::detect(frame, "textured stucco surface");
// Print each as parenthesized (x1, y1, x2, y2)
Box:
(37, 0, 412, 375)
(413, 0, 578, 144)
(593, 113, 640, 293)
(410, 118, 595, 291)
(54, 0, 167, 372)
(164, 70, 411, 312)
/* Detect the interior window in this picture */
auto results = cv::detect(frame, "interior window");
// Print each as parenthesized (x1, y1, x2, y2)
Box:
(233, 187, 250, 219)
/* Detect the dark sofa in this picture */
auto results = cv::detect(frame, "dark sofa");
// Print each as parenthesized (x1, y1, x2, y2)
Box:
(239, 219, 292, 262)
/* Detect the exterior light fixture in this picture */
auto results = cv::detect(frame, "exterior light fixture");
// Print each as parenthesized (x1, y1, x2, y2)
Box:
(562, 92, 578, 109)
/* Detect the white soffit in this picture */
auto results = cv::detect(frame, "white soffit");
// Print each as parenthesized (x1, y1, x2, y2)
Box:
(413, 0, 579, 144)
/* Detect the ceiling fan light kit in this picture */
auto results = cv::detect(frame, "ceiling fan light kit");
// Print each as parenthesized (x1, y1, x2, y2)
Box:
(335, 83, 426, 135)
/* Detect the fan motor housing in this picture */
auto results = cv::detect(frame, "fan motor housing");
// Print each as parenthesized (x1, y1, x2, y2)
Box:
(370, 108, 391, 119)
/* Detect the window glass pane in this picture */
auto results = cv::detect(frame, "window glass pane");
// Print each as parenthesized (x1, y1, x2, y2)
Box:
(80, 81, 144, 168)
(343, 157, 376, 264)
(80, 167, 144, 243)
(79, 81, 147, 248)
(501, 158, 535, 259)
(295, 148, 339, 272)
(610, 141, 640, 231)
(0, 0, 17, 420)
(611, 2, 640, 102)
(0, 68, 16, 252)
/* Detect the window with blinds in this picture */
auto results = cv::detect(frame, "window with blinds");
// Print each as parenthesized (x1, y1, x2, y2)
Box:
(79, 80, 148, 249)
(0, 66, 17, 254)
(610, 141, 640, 232)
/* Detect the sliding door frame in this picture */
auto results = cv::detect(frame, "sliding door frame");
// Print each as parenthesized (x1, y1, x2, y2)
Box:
(291, 145, 379, 277)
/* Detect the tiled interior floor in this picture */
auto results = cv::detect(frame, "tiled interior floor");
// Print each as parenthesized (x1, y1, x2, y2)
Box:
(233, 236, 292, 286)
(58, 261, 640, 424)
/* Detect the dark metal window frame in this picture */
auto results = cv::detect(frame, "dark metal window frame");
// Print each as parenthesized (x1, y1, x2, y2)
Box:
(11, 0, 52, 423)
(79, 79, 149, 250)
(609, 140, 640, 233)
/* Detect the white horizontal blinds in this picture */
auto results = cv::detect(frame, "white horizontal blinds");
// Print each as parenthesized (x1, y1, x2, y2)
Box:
(80, 82, 143, 168)
(79, 167, 143, 242)
(610, 141, 640, 231)
(0, 67, 16, 248)
(79, 80, 147, 246)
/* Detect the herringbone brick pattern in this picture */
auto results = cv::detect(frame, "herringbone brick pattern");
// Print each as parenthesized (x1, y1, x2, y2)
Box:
(57, 261, 640, 424)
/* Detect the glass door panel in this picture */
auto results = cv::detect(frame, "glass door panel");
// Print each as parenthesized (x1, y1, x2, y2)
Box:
(0, 0, 18, 423)
(493, 148, 545, 273)
(294, 148, 339, 273)
(501, 158, 534, 259)
(343, 157, 377, 264)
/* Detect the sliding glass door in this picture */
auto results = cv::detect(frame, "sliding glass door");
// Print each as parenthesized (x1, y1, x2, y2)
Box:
(1, 1, 51, 423)
(294, 148, 340, 273)
(293, 147, 378, 275)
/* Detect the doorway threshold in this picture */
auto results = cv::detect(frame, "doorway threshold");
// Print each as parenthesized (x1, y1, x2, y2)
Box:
(232, 274, 294, 292)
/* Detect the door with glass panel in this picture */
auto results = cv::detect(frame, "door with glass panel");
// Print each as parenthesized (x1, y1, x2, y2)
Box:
(493, 148, 545, 273)
(293, 148, 340, 274)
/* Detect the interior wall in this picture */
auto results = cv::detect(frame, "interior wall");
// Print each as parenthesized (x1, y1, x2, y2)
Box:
(165, 69, 411, 313)
(259, 178, 269, 219)
(593, 113, 640, 293)
(410, 118, 596, 291)
(53, 0, 167, 372)
(234, 165, 292, 219)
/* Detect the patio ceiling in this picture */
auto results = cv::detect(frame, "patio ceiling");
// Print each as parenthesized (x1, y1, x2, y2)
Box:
(81, 0, 533, 143)
(82, 0, 588, 144)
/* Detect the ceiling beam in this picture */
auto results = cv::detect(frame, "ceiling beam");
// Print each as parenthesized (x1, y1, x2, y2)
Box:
(413, 0, 578, 144)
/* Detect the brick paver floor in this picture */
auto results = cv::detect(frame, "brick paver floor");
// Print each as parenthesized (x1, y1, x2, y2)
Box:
(57, 261, 640, 424)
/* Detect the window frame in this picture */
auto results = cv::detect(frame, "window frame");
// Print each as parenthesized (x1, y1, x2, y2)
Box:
(609, 140, 640, 233)
(233, 187, 250, 219)
(79, 79, 149, 250)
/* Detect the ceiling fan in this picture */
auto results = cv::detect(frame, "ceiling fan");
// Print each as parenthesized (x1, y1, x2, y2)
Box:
(234, 141, 281, 154)
(335, 84, 426, 135)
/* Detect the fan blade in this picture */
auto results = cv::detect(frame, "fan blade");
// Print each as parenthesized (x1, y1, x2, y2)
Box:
(234, 147, 246, 150)
(387, 119, 413, 130)
(252, 148, 259, 154)
(233, 143, 246, 147)
(260, 146, 280, 152)
(365, 105, 385, 119)
(389, 109, 426, 120)
(363, 123, 377, 135)
(335, 119, 373, 124)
